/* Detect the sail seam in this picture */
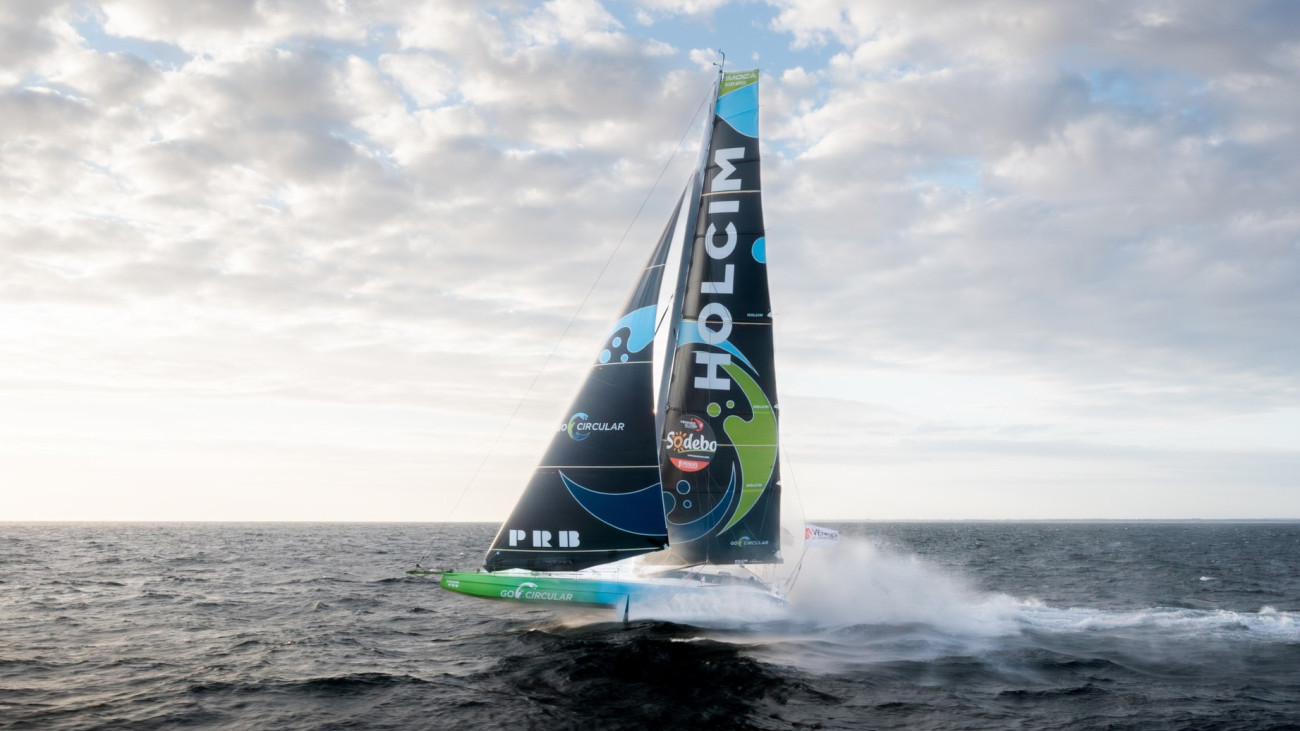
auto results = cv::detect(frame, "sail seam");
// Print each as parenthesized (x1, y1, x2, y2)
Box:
(537, 464, 660, 469)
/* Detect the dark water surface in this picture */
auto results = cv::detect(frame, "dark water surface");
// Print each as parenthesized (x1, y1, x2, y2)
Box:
(2, 522, 1298, 729)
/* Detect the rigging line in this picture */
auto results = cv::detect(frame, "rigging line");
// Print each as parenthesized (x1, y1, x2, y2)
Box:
(417, 81, 717, 567)
(778, 440, 813, 594)
(654, 290, 674, 334)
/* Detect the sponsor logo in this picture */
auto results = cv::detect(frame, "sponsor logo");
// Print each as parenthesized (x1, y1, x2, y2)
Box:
(505, 581, 536, 599)
(721, 70, 759, 94)
(562, 412, 625, 441)
(506, 529, 580, 548)
(499, 582, 575, 602)
(691, 146, 748, 393)
(729, 536, 770, 548)
(805, 524, 839, 544)
(664, 414, 717, 472)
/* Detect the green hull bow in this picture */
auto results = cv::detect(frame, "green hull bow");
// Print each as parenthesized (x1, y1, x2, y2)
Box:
(439, 571, 636, 607)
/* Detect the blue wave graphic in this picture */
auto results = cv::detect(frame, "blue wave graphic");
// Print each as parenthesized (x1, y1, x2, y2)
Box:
(717, 82, 758, 138)
(613, 306, 656, 354)
(675, 326, 756, 372)
(662, 467, 736, 543)
(560, 472, 667, 537)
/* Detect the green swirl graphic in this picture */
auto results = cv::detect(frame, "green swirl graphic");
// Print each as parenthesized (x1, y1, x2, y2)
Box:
(718, 362, 777, 533)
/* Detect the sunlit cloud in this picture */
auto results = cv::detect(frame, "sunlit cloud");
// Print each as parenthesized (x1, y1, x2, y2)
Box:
(2, 0, 1297, 520)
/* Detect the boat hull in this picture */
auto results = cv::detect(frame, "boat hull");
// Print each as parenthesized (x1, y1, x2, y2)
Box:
(439, 571, 642, 607)
(438, 569, 785, 609)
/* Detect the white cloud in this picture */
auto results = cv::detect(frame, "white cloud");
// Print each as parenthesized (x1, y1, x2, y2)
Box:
(632, 0, 735, 18)
(763, 0, 1300, 396)
(1, 0, 1297, 520)
(378, 52, 457, 108)
(520, 0, 625, 49)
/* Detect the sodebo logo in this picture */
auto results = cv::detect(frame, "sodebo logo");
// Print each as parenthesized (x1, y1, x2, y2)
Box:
(664, 414, 717, 472)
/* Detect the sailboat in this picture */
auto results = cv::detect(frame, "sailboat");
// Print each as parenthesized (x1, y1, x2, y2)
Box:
(436, 68, 786, 610)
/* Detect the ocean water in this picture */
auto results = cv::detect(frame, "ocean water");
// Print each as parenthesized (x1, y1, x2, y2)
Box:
(2, 522, 1298, 730)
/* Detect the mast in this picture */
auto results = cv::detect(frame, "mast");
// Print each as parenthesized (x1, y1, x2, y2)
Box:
(656, 70, 722, 439)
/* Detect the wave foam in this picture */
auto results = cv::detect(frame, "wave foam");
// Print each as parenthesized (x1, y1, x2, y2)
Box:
(617, 538, 1300, 670)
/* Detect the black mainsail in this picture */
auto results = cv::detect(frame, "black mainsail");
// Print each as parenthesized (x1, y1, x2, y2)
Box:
(658, 70, 781, 566)
(481, 69, 779, 574)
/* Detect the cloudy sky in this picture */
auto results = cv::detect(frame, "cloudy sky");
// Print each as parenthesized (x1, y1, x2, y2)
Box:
(3, 0, 1297, 522)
